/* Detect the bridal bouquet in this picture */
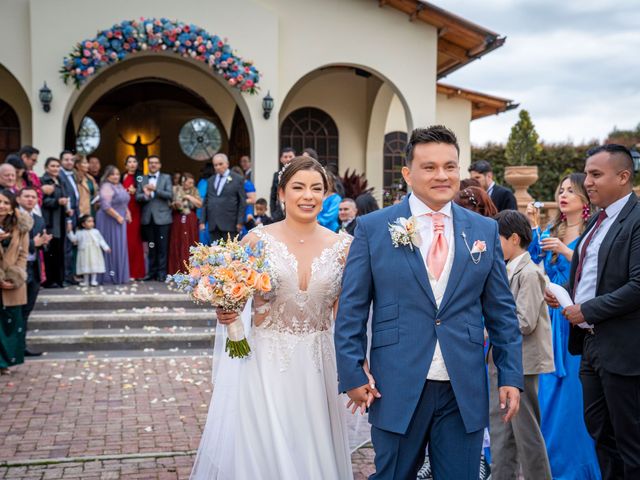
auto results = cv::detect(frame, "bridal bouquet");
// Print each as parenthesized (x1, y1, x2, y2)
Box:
(167, 237, 272, 358)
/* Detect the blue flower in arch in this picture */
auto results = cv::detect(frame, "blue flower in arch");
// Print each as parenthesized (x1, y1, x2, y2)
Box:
(60, 17, 260, 93)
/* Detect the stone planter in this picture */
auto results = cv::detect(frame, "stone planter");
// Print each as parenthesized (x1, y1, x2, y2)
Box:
(504, 166, 539, 212)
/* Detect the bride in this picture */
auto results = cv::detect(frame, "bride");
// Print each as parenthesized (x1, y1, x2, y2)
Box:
(191, 156, 377, 480)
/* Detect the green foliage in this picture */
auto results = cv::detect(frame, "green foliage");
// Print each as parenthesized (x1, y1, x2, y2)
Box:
(471, 142, 598, 201)
(607, 122, 640, 146)
(505, 109, 542, 166)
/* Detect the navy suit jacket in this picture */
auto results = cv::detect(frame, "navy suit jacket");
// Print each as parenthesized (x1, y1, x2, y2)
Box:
(335, 196, 523, 434)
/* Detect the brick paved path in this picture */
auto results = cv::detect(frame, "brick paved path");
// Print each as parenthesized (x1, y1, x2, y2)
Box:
(0, 357, 375, 479)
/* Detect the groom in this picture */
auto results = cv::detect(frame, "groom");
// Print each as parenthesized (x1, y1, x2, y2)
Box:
(335, 126, 524, 479)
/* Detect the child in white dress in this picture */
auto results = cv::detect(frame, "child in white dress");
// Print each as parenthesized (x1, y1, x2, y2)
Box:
(67, 215, 111, 286)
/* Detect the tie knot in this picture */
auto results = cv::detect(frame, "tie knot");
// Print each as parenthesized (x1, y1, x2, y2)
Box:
(597, 210, 608, 221)
(427, 212, 445, 233)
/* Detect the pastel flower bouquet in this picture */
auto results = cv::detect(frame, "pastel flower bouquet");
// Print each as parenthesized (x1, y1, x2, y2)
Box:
(167, 237, 271, 358)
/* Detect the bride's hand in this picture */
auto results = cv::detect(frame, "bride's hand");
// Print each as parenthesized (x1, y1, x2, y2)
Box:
(346, 368, 381, 415)
(216, 309, 239, 325)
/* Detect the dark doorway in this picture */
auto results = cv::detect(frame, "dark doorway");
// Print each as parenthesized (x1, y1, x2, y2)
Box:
(0, 100, 20, 163)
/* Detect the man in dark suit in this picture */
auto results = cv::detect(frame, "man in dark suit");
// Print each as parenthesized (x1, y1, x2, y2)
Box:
(59, 150, 79, 285)
(17, 186, 52, 356)
(136, 155, 173, 281)
(546, 144, 640, 479)
(270, 147, 296, 221)
(338, 197, 357, 235)
(469, 160, 517, 211)
(200, 153, 246, 243)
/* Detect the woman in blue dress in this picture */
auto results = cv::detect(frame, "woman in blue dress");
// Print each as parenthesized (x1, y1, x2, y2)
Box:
(527, 173, 601, 480)
(196, 163, 214, 245)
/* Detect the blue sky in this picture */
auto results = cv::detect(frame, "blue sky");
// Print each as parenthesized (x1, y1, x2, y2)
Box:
(437, 0, 640, 146)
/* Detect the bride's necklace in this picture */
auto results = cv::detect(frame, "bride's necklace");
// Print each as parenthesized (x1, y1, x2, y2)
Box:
(283, 222, 316, 244)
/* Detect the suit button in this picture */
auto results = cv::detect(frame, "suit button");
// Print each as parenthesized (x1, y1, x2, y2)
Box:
(435, 319, 441, 326)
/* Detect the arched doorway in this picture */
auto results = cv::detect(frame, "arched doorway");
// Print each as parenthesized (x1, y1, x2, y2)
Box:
(65, 79, 240, 177)
(383, 131, 407, 206)
(280, 107, 339, 168)
(0, 100, 20, 163)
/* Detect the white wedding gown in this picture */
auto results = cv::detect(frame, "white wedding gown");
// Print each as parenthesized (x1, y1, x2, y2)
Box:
(190, 227, 354, 480)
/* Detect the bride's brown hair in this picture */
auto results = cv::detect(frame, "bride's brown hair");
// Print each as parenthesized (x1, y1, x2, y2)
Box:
(278, 156, 329, 193)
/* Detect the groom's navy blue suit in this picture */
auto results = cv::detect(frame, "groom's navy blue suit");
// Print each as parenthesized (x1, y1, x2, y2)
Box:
(335, 196, 523, 478)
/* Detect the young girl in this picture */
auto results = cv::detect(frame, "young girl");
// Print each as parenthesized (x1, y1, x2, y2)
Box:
(67, 214, 110, 286)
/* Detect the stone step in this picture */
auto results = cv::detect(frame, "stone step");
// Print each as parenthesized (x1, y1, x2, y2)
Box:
(29, 310, 216, 330)
(34, 291, 195, 311)
(27, 327, 215, 352)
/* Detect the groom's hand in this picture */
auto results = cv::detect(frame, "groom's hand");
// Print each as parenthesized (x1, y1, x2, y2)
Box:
(499, 386, 520, 423)
(346, 382, 381, 415)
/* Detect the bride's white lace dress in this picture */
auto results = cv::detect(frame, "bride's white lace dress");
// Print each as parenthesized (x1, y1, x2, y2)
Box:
(190, 226, 354, 480)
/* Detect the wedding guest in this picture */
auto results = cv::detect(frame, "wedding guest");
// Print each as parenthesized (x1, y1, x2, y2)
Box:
(59, 150, 79, 285)
(5, 155, 30, 192)
(168, 173, 201, 274)
(527, 173, 600, 480)
(172, 171, 182, 187)
(232, 165, 256, 222)
(199, 153, 246, 243)
(318, 173, 342, 232)
(302, 147, 318, 160)
(546, 145, 640, 478)
(0, 164, 17, 192)
(136, 156, 173, 281)
(270, 147, 295, 221)
(469, 160, 517, 212)
(87, 154, 101, 183)
(491, 210, 553, 480)
(355, 192, 380, 216)
(74, 155, 98, 217)
(196, 163, 214, 246)
(121, 155, 145, 280)
(338, 198, 357, 235)
(0, 189, 31, 375)
(19, 145, 47, 206)
(97, 165, 130, 285)
(326, 164, 346, 198)
(17, 187, 50, 357)
(244, 198, 273, 230)
(460, 177, 481, 189)
(240, 155, 252, 180)
(67, 214, 110, 287)
(454, 186, 498, 218)
(41, 157, 70, 288)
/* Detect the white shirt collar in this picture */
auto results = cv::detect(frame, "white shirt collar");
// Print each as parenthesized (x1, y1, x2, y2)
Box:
(488, 181, 495, 192)
(506, 251, 528, 280)
(604, 192, 632, 218)
(408, 193, 452, 218)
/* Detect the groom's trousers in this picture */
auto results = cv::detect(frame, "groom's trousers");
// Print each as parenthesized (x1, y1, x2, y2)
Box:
(370, 380, 483, 480)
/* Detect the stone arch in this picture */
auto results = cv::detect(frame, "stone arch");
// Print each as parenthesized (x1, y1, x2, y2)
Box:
(0, 63, 32, 147)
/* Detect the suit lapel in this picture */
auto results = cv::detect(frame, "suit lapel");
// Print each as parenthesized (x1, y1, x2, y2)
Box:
(439, 204, 471, 313)
(595, 194, 637, 290)
(393, 198, 437, 308)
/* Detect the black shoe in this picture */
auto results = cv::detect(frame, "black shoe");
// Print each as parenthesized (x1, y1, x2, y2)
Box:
(25, 349, 42, 357)
(142, 275, 156, 281)
(157, 274, 168, 282)
(64, 279, 79, 286)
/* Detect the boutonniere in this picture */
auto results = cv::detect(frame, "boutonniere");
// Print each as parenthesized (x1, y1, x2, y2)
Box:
(226, 176, 232, 184)
(388, 216, 422, 250)
(462, 232, 486, 264)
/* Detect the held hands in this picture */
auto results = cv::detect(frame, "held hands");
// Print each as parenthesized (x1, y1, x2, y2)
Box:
(346, 368, 382, 415)
(499, 386, 520, 423)
(216, 308, 239, 325)
(0, 280, 14, 290)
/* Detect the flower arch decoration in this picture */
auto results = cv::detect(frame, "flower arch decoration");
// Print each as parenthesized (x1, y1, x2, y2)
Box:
(60, 18, 260, 93)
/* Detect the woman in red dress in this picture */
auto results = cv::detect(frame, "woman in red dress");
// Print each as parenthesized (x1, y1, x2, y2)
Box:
(121, 155, 145, 280)
(168, 173, 202, 274)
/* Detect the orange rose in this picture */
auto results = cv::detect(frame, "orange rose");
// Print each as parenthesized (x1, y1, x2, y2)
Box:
(230, 283, 248, 300)
(245, 270, 258, 288)
(256, 272, 272, 293)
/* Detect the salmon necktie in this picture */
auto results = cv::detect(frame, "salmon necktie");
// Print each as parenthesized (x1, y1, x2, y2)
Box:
(427, 213, 448, 280)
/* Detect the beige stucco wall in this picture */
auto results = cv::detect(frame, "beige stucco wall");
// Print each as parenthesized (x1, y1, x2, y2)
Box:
(436, 92, 472, 173)
(0, 0, 440, 198)
(385, 94, 408, 134)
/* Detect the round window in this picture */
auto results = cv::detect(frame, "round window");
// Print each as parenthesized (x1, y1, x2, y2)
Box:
(179, 118, 222, 160)
(76, 116, 100, 155)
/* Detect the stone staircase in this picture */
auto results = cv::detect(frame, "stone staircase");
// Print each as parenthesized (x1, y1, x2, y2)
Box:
(26, 283, 216, 358)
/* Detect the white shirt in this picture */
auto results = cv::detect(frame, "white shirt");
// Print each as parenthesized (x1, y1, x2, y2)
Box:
(214, 170, 230, 195)
(574, 193, 632, 318)
(506, 251, 528, 281)
(409, 194, 454, 381)
(487, 181, 496, 197)
(63, 169, 79, 200)
(147, 171, 160, 198)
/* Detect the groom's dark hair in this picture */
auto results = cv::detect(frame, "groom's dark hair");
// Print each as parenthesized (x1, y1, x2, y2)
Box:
(405, 125, 459, 166)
